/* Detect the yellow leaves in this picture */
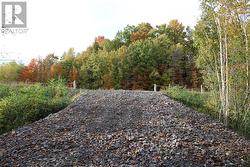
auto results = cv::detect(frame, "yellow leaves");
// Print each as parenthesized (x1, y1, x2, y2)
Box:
(168, 19, 184, 34)
(131, 31, 147, 42)
(102, 73, 113, 89)
(116, 46, 128, 60)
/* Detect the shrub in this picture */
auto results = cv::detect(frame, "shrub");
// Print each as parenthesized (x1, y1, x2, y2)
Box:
(48, 79, 68, 97)
(0, 84, 12, 99)
(0, 80, 73, 134)
(0, 94, 48, 133)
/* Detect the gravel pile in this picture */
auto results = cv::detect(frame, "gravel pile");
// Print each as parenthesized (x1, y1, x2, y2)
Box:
(0, 90, 249, 166)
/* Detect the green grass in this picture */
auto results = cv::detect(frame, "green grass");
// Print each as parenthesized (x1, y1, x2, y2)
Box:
(164, 86, 250, 138)
(164, 86, 217, 116)
(0, 80, 80, 135)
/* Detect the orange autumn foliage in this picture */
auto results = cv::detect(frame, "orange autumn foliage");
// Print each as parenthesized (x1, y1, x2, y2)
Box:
(20, 59, 39, 82)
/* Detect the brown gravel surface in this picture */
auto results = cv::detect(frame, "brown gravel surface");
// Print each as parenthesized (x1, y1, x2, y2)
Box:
(0, 90, 249, 166)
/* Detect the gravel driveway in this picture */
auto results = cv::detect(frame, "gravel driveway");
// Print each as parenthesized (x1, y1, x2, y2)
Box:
(0, 90, 249, 166)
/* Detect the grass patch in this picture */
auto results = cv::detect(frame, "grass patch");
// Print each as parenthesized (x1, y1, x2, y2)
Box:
(164, 86, 217, 117)
(0, 80, 80, 135)
(164, 86, 250, 138)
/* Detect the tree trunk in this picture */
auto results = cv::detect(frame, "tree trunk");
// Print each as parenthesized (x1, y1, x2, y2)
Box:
(224, 29, 229, 127)
(213, 51, 223, 119)
(216, 17, 226, 122)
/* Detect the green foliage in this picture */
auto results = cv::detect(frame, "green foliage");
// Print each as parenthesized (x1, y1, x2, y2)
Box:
(194, 0, 250, 136)
(79, 53, 104, 89)
(114, 25, 136, 46)
(69, 21, 199, 90)
(122, 39, 164, 89)
(60, 48, 76, 81)
(48, 79, 68, 97)
(165, 86, 250, 138)
(0, 84, 12, 99)
(0, 62, 24, 82)
(0, 94, 49, 132)
(0, 81, 73, 134)
(16, 20, 201, 90)
(165, 86, 215, 115)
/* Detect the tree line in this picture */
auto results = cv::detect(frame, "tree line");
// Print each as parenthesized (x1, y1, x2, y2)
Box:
(0, 20, 202, 90)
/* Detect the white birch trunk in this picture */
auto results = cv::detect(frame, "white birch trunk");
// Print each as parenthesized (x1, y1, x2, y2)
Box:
(224, 29, 229, 127)
(213, 51, 223, 120)
(216, 17, 226, 122)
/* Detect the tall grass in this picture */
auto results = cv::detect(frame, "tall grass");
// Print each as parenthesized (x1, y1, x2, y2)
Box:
(164, 86, 250, 138)
(0, 79, 79, 135)
(165, 86, 216, 115)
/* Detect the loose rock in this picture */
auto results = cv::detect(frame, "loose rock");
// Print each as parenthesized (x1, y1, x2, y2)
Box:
(0, 90, 249, 166)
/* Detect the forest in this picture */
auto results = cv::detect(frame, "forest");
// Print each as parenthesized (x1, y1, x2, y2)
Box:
(0, 0, 249, 136)
(0, 20, 201, 90)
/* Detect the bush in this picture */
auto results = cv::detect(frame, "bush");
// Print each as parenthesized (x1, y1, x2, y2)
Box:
(0, 95, 47, 133)
(0, 84, 12, 99)
(0, 80, 73, 134)
(48, 79, 68, 97)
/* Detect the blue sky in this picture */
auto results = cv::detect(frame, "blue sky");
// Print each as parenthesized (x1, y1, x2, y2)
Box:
(0, 0, 201, 64)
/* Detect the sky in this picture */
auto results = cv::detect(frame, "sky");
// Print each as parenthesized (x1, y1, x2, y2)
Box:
(0, 0, 201, 64)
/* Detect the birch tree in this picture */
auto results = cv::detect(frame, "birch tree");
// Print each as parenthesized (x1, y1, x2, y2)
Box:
(195, 0, 250, 131)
